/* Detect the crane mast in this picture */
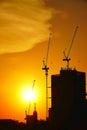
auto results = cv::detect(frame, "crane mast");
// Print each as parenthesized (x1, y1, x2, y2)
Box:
(42, 33, 52, 120)
(25, 80, 36, 117)
(27, 80, 36, 115)
(63, 26, 79, 69)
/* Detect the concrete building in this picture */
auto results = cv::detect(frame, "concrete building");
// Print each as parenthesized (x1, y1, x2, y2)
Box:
(50, 68, 86, 128)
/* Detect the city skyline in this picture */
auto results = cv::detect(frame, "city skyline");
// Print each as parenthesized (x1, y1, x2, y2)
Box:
(0, 0, 87, 122)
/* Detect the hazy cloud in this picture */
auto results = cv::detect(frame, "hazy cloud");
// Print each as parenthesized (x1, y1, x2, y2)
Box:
(0, 0, 54, 53)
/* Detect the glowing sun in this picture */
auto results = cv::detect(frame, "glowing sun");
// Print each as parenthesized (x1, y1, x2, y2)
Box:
(23, 88, 34, 101)
(20, 86, 37, 103)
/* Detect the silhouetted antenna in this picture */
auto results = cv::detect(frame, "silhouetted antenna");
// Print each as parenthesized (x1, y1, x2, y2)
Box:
(42, 33, 52, 120)
(25, 109, 27, 117)
(63, 26, 79, 69)
(34, 103, 36, 111)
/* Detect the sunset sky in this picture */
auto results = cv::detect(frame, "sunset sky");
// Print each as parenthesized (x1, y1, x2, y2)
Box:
(0, 0, 87, 122)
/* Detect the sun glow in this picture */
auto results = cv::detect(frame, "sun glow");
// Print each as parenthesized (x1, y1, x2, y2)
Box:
(20, 86, 38, 103)
(23, 88, 34, 102)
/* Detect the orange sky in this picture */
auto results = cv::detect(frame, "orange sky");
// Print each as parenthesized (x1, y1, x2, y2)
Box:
(0, 0, 87, 122)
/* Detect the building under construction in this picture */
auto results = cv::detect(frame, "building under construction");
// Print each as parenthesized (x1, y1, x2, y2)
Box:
(24, 26, 87, 129)
(24, 80, 38, 125)
(49, 68, 87, 129)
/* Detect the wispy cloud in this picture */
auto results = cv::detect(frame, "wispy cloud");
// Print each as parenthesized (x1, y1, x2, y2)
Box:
(0, 0, 54, 53)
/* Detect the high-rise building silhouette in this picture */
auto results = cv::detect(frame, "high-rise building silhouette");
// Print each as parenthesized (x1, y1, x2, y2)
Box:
(49, 68, 86, 128)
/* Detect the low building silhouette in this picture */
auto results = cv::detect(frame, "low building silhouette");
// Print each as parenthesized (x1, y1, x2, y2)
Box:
(0, 119, 19, 130)
(25, 103, 38, 125)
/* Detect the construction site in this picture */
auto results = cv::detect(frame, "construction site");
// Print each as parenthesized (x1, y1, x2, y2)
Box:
(0, 26, 87, 130)
(24, 26, 87, 129)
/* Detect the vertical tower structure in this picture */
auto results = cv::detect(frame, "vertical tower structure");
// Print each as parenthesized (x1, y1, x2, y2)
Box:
(50, 69, 86, 127)
(42, 33, 52, 120)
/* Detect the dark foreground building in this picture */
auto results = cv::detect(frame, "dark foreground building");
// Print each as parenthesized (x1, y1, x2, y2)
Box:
(0, 119, 20, 130)
(49, 68, 87, 129)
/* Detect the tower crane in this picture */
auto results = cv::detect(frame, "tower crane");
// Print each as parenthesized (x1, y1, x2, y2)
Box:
(42, 33, 52, 120)
(28, 80, 36, 115)
(25, 80, 36, 116)
(63, 26, 79, 69)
